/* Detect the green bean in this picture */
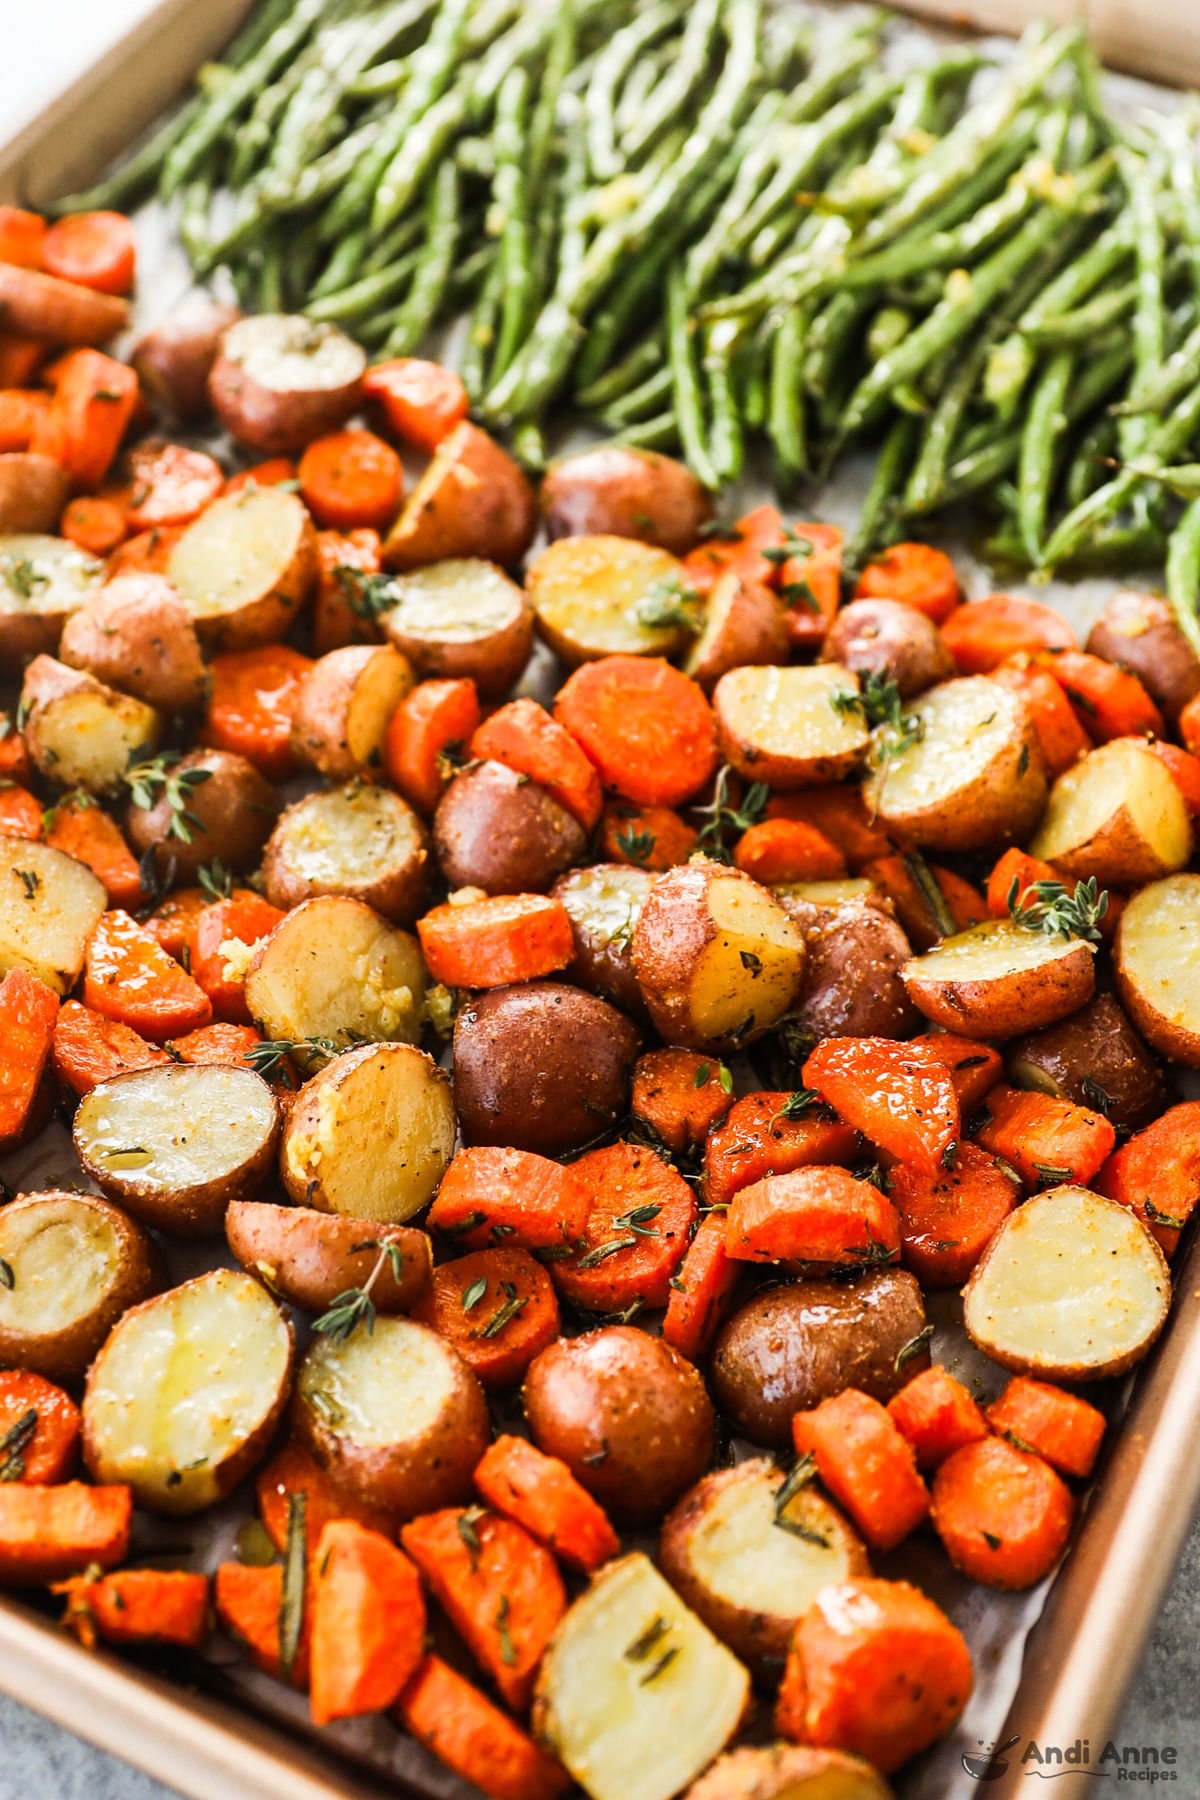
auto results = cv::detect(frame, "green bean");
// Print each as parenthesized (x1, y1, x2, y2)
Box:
(1116, 148, 1167, 467)
(849, 413, 919, 566)
(1166, 499, 1200, 661)
(446, 242, 497, 307)
(1063, 415, 1118, 509)
(1117, 317, 1200, 419)
(683, 90, 788, 298)
(932, 427, 1023, 509)
(370, 78, 472, 241)
(260, 111, 384, 217)
(767, 302, 810, 492)
(1018, 350, 1074, 562)
(741, 331, 769, 432)
(667, 263, 719, 489)
(306, 250, 423, 322)
(621, 0, 721, 166)
(1023, 275, 1140, 346)
(511, 420, 547, 470)
(600, 366, 674, 426)
(556, 104, 590, 292)
(615, 47, 669, 144)
(284, 220, 324, 309)
(575, 334, 664, 411)
(350, 60, 407, 99)
(267, 17, 365, 187)
(178, 159, 217, 269)
(1161, 112, 1200, 307)
(988, 520, 1166, 570)
(47, 94, 204, 217)
(259, 233, 287, 314)
(804, 292, 872, 398)
(362, 212, 425, 278)
(461, 250, 506, 404)
(310, 229, 371, 301)
(230, 55, 309, 189)
(600, 409, 682, 452)
(489, 68, 534, 382)
(704, 321, 745, 485)
(384, 161, 460, 356)
(529, 1, 575, 202)
(1064, 339, 1134, 422)
(586, 3, 681, 181)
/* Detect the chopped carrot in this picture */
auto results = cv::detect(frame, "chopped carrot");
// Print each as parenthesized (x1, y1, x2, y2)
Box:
(803, 1037, 960, 1176)
(892, 1142, 1019, 1287)
(931, 1436, 1074, 1589)
(146, 885, 212, 958)
(0, 784, 42, 838)
(1181, 689, 1200, 758)
(0, 207, 46, 269)
(704, 1092, 858, 1208)
(30, 347, 138, 489)
(726, 1165, 901, 1267)
(417, 894, 575, 988)
(854, 542, 962, 625)
(384, 676, 479, 815)
(972, 1083, 1115, 1189)
(990, 656, 1091, 777)
(169, 1020, 293, 1100)
(662, 1212, 741, 1361)
(734, 817, 847, 884)
(599, 800, 697, 869)
(256, 1439, 396, 1556)
(363, 358, 468, 454)
(474, 1435, 619, 1573)
(682, 504, 787, 596)
(298, 429, 403, 532)
(1094, 1101, 1200, 1256)
(552, 1142, 697, 1313)
(214, 1562, 310, 1688)
(411, 1247, 561, 1391)
(987, 1377, 1105, 1479)
(400, 1508, 566, 1714)
(775, 1577, 973, 1773)
(428, 1146, 587, 1253)
(56, 1569, 209, 1651)
(555, 656, 718, 808)
(782, 522, 842, 649)
(44, 794, 142, 906)
(792, 1390, 929, 1552)
(942, 594, 1077, 673)
(52, 999, 170, 1096)
(40, 211, 135, 294)
(0, 967, 58, 1147)
(0, 387, 49, 451)
(202, 644, 313, 782)
(60, 495, 127, 556)
(0, 1482, 131, 1586)
(106, 522, 184, 578)
(1145, 738, 1200, 819)
(83, 908, 213, 1042)
(125, 440, 223, 529)
(0, 332, 46, 388)
(0, 720, 32, 786)
(396, 1654, 570, 1800)
(765, 785, 892, 871)
(224, 457, 296, 495)
(471, 698, 602, 831)
(859, 854, 986, 952)
(313, 525, 383, 653)
(191, 893, 286, 1023)
(631, 1048, 734, 1154)
(1032, 648, 1164, 742)
(887, 1367, 989, 1469)
(908, 1034, 1002, 1114)
(310, 1522, 425, 1726)
(0, 1370, 80, 1485)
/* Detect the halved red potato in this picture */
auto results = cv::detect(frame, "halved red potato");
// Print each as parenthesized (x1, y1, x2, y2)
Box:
(0, 263, 129, 344)
(244, 895, 427, 1052)
(381, 420, 536, 571)
(263, 782, 429, 924)
(0, 533, 105, 664)
(20, 655, 161, 793)
(820, 596, 955, 698)
(290, 644, 414, 780)
(225, 1201, 432, 1315)
(684, 572, 792, 691)
(131, 301, 243, 419)
(0, 455, 70, 534)
(165, 485, 318, 653)
(59, 573, 209, 714)
(528, 534, 695, 665)
(713, 665, 871, 789)
(1030, 738, 1192, 889)
(123, 748, 278, 884)
(865, 676, 1047, 852)
(685, 1746, 893, 1800)
(208, 314, 365, 454)
(83, 1269, 294, 1514)
(541, 446, 712, 554)
(902, 919, 1096, 1040)
(1115, 873, 1200, 1064)
(0, 837, 106, 993)
(379, 558, 533, 698)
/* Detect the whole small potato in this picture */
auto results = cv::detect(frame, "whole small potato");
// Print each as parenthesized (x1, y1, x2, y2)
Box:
(131, 301, 243, 418)
(821, 597, 955, 698)
(778, 890, 920, 1041)
(124, 748, 278, 883)
(541, 446, 713, 556)
(709, 1270, 929, 1447)
(523, 1325, 715, 1527)
(1086, 588, 1200, 724)
(434, 760, 587, 895)
(453, 980, 641, 1155)
(59, 573, 209, 713)
(1006, 991, 1165, 1132)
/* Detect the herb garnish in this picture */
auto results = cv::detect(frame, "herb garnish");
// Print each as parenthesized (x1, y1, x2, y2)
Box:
(615, 824, 656, 865)
(123, 747, 214, 843)
(312, 1240, 405, 1343)
(1007, 874, 1107, 943)
(197, 858, 235, 901)
(0, 1408, 37, 1482)
(243, 1035, 341, 1078)
(894, 1324, 935, 1374)
(278, 1492, 307, 1682)
(693, 764, 770, 863)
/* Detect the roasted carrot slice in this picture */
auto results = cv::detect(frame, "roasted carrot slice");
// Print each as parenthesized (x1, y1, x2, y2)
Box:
(0, 1482, 131, 1586)
(661, 1212, 742, 1362)
(907, 1034, 1002, 1115)
(0, 387, 49, 452)
(146, 885, 212, 957)
(299, 429, 403, 532)
(473, 1435, 619, 1574)
(384, 676, 479, 816)
(0, 966, 57, 1146)
(411, 1247, 560, 1391)
(630, 1048, 734, 1154)
(599, 800, 698, 869)
(214, 1562, 310, 1688)
(803, 1037, 960, 1175)
(942, 594, 1076, 673)
(84, 909, 212, 1041)
(1095, 1100, 1200, 1256)
(792, 1389, 929, 1552)
(310, 1521, 425, 1725)
(106, 522, 184, 578)
(854, 542, 962, 624)
(396, 1655, 570, 1800)
(0, 719, 32, 786)
(224, 457, 296, 496)
(0, 1370, 80, 1485)
(256, 1439, 396, 1556)
(40, 211, 135, 294)
(971, 1083, 1115, 1190)
(56, 1569, 209, 1650)
(0, 207, 46, 270)
(990, 656, 1091, 777)
(550, 1142, 696, 1313)
(682, 504, 787, 596)
(891, 1142, 1020, 1286)
(0, 785, 42, 838)
(1032, 648, 1164, 743)
(52, 999, 170, 1096)
(60, 495, 128, 556)
(428, 1146, 586, 1253)
(986, 1377, 1105, 1479)
(30, 347, 138, 489)
(765, 784, 892, 870)
(43, 794, 143, 906)
(555, 656, 718, 809)
(363, 359, 468, 454)
(734, 818, 846, 884)
(704, 1092, 858, 1209)
(471, 698, 602, 832)
(202, 645, 313, 782)
(417, 894, 575, 989)
(931, 1436, 1074, 1589)
(726, 1165, 901, 1268)
(0, 332, 46, 388)
(887, 1366, 989, 1469)
(782, 521, 842, 649)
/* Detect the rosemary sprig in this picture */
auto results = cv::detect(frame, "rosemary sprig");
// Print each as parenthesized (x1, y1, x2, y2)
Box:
(278, 1492, 307, 1683)
(692, 765, 770, 863)
(574, 1234, 637, 1270)
(0, 1259, 13, 1290)
(477, 1282, 529, 1339)
(123, 747, 213, 844)
(1145, 1197, 1187, 1231)
(495, 1593, 517, 1666)
(894, 1323, 935, 1374)
(3, 555, 48, 599)
(1007, 875, 1108, 944)
(624, 1616, 670, 1661)
(0, 1408, 37, 1483)
(312, 1241, 403, 1343)
(903, 848, 957, 939)
(774, 1452, 817, 1517)
(1032, 1161, 1073, 1184)
(457, 1505, 485, 1570)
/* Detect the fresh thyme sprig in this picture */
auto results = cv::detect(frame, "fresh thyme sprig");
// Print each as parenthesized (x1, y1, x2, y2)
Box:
(1006, 875, 1108, 944)
(636, 578, 704, 634)
(123, 747, 213, 843)
(693, 764, 770, 863)
(615, 824, 656, 865)
(334, 565, 399, 620)
(197, 858, 235, 901)
(831, 672, 925, 757)
(243, 1035, 342, 1078)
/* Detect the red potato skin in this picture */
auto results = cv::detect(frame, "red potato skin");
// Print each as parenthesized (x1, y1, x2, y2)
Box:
(820, 598, 955, 699)
(434, 761, 587, 896)
(225, 1202, 432, 1314)
(540, 447, 712, 555)
(0, 453, 70, 532)
(132, 303, 243, 419)
(382, 422, 537, 572)
(208, 328, 366, 456)
(58, 574, 209, 714)
(123, 748, 279, 883)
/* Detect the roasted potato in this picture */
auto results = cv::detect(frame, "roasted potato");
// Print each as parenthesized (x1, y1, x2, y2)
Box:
(684, 573, 793, 692)
(244, 895, 426, 1050)
(434, 760, 586, 895)
(20, 654, 161, 793)
(0, 262, 129, 344)
(0, 534, 106, 665)
(529, 533, 696, 665)
(865, 676, 1047, 851)
(262, 782, 429, 924)
(280, 1041, 455, 1223)
(131, 301, 243, 419)
(523, 1326, 715, 1528)
(225, 1201, 432, 1314)
(1006, 992, 1166, 1130)
(963, 1185, 1170, 1380)
(820, 597, 955, 698)
(1115, 873, 1200, 1065)
(290, 644, 414, 780)
(553, 861, 654, 1020)
(291, 1314, 490, 1516)
(378, 557, 533, 697)
(714, 664, 871, 789)
(777, 889, 919, 1041)
(685, 1745, 894, 1800)
(532, 1552, 751, 1800)
(632, 861, 806, 1052)
(58, 572, 209, 714)
(382, 421, 535, 570)
(541, 446, 712, 554)
(165, 485, 318, 653)
(0, 454, 69, 534)
(1086, 588, 1200, 724)
(901, 919, 1096, 1040)
(0, 837, 106, 993)
(74, 1064, 282, 1237)
(208, 314, 366, 453)
(1031, 738, 1192, 888)
(708, 1271, 929, 1448)
(658, 1459, 871, 1676)
(453, 981, 640, 1154)
(124, 748, 278, 883)
(83, 1269, 294, 1515)
(0, 1190, 162, 1386)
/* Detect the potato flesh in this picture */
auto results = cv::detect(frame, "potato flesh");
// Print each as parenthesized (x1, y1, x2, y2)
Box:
(381, 558, 522, 645)
(536, 1552, 749, 1800)
(906, 920, 1093, 983)
(774, 879, 875, 905)
(686, 1468, 859, 1623)
(224, 315, 364, 391)
(1117, 874, 1200, 1054)
(964, 1186, 1169, 1378)
(76, 1065, 278, 1194)
(0, 533, 103, 618)
(297, 1315, 455, 1448)
(558, 863, 652, 944)
(867, 677, 1021, 816)
(530, 535, 688, 657)
(246, 900, 426, 1047)
(721, 664, 869, 769)
(1031, 740, 1190, 877)
(0, 838, 105, 992)
(344, 649, 414, 765)
(691, 875, 805, 1040)
(287, 1050, 455, 1223)
(168, 488, 303, 620)
(32, 688, 160, 794)
(274, 786, 424, 888)
(0, 1200, 120, 1337)
(85, 1270, 291, 1513)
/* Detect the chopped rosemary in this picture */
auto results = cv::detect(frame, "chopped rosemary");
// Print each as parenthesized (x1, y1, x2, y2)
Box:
(478, 1290, 529, 1339)
(1145, 1197, 1187, 1230)
(15, 869, 39, 901)
(335, 565, 399, 620)
(0, 1408, 37, 1482)
(574, 1234, 637, 1269)
(981, 1531, 1003, 1551)
(243, 1035, 340, 1078)
(3, 555, 47, 599)
(773, 1515, 831, 1548)
(903, 848, 956, 939)
(894, 1324, 935, 1374)
(1032, 1162, 1073, 1184)
(625, 1615, 670, 1661)
(96, 1146, 153, 1170)
(639, 1645, 681, 1685)
(495, 1593, 517, 1666)
(457, 1505, 485, 1569)
(0, 1259, 12, 1291)
(278, 1492, 307, 1682)
(774, 1452, 818, 1517)
(439, 1209, 487, 1237)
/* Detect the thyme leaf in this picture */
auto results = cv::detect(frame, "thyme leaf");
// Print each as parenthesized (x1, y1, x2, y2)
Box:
(1007, 874, 1107, 944)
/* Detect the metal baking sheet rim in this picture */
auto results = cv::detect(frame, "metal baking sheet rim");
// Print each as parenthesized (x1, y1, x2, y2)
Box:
(3, 2, 1200, 1796)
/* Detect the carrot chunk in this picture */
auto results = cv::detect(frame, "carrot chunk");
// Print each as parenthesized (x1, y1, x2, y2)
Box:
(1094, 1101, 1200, 1256)
(782, 522, 842, 648)
(858, 854, 986, 951)
(555, 656, 718, 808)
(682, 503, 787, 596)
(0, 333, 46, 387)
(474, 1435, 619, 1573)
(400, 1508, 567, 1713)
(125, 441, 223, 530)
(313, 525, 383, 653)
(84, 908, 212, 1041)
(52, 999, 169, 1096)
(106, 523, 184, 578)
(191, 893, 286, 1023)
(40, 211, 135, 294)
(202, 645, 313, 782)
(931, 1436, 1074, 1589)
(224, 457, 296, 496)
(986, 845, 1122, 943)
(1032, 648, 1164, 742)
(417, 894, 575, 989)
(775, 1577, 973, 1773)
(61, 494, 127, 555)
(726, 1166, 901, 1267)
(734, 818, 847, 884)
(363, 358, 468, 453)
(0, 387, 49, 451)
(631, 1048, 734, 1154)
(310, 1522, 425, 1725)
(43, 794, 143, 906)
(0, 1370, 80, 1485)
(887, 1367, 989, 1469)
(803, 1037, 960, 1175)
(942, 594, 1076, 672)
(854, 542, 962, 625)
(551, 1142, 697, 1313)
(990, 656, 1091, 777)
(396, 1655, 570, 1800)
(256, 1439, 396, 1556)
(0, 967, 57, 1147)
(971, 1083, 1115, 1189)
(146, 885, 211, 957)
(0, 207, 46, 270)
(0, 785, 42, 839)
(30, 348, 138, 489)
(662, 1212, 742, 1361)
(384, 676, 479, 815)
(907, 1034, 1002, 1114)
(599, 800, 698, 869)
(57, 1569, 209, 1650)
(429, 1146, 586, 1253)
(0, 719, 32, 786)
(765, 785, 892, 871)
(987, 1377, 1105, 1479)
(0, 1482, 131, 1586)
(891, 1142, 1020, 1286)
(411, 1247, 560, 1391)
(792, 1390, 929, 1552)
(471, 698, 602, 831)
(703, 1092, 858, 1209)
(299, 429, 403, 532)
(214, 1562, 310, 1687)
